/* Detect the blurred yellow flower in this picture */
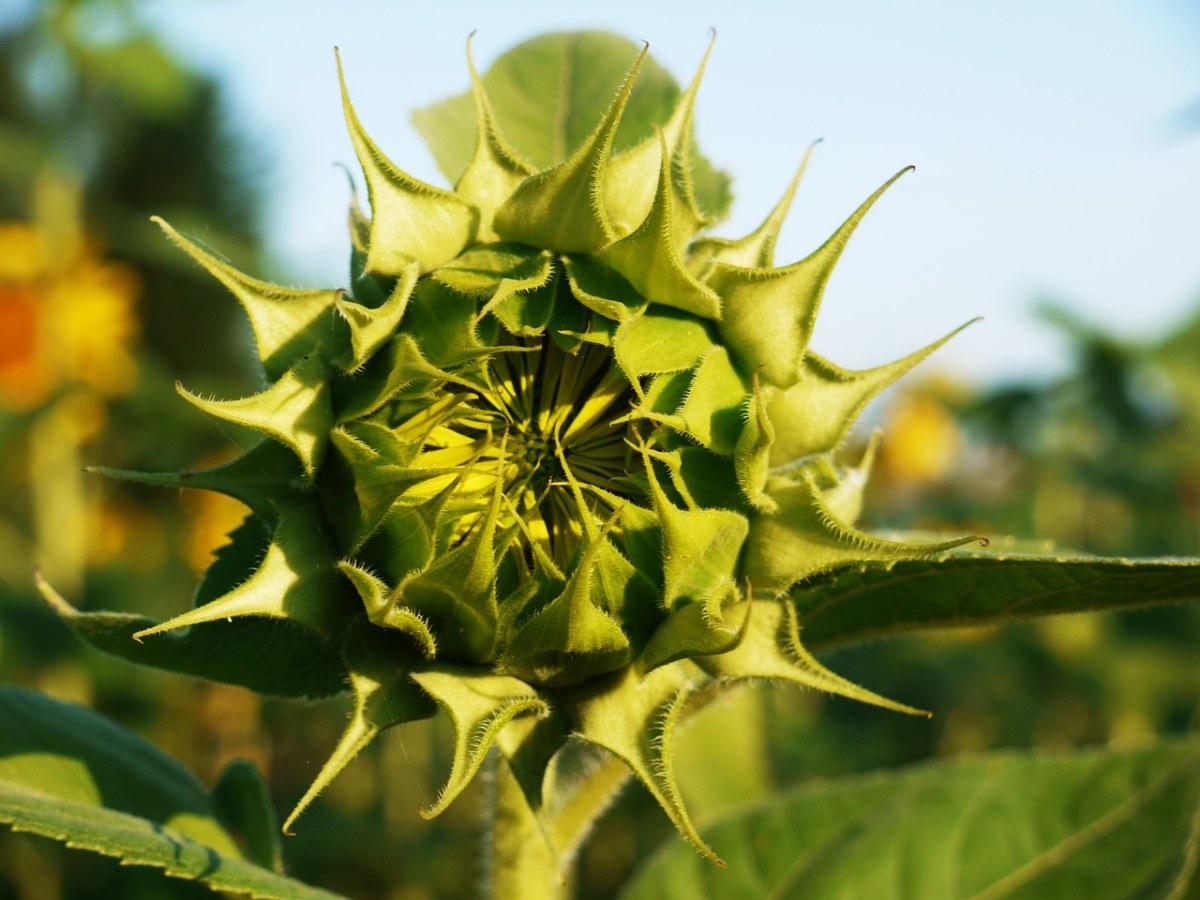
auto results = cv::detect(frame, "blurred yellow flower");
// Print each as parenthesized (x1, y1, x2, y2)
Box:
(3, 174, 145, 594)
(86, 494, 169, 572)
(0, 220, 140, 411)
(181, 452, 250, 576)
(878, 391, 962, 488)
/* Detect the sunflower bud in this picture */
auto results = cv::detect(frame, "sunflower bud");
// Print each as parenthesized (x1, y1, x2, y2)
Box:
(102, 33, 977, 862)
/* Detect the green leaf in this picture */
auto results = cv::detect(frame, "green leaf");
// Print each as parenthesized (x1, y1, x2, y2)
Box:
(334, 260, 418, 370)
(674, 346, 749, 456)
(688, 140, 817, 274)
(354, 474, 463, 585)
(642, 454, 748, 610)
(0, 687, 342, 900)
(493, 709, 571, 815)
(451, 37, 535, 242)
(36, 571, 348, 699)
(283, 627, 436, 834)
(561, 254, 647, 322)
(434, 242, 556, 336)
(733, 373, 776, 510)
(324, 425, 456, 554)
(621, 737, 1200, 900)
(337, 561, 437, 658)
(710, 167, 913, 390)
(393, 478, 504, 663)
(697, 599, 925, 716)
(433, 242, 552, 297)
(400, 278, 490, 369)
(639, 579, 749, 672)
(603, 37, 715, 237)
(612, 309, 714, 383)
(332, 333, 477, 423)
(210, 759, 283, 874)
(794, 549, 1200, 652)
(565, 662, 723, 866)
(766, 321, 976, 464)
(410, 668, 546, 819)
(416, 32, 673, 178)
(132, 501, 349, 639)
(152, 218, 343, 380)
(412, 32, 731, 219)
(338, 51, 477, 275)
(177, 352, 333, 479)
(502, 519, 633, 688)
(89, 438, 305, 525)
(494, 45, 647, 252)
(745, 468, 978, 593)
(597, 131, 721, 320)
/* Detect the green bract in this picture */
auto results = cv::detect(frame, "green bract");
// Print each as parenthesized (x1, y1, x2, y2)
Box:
(90, 34, 980, 864)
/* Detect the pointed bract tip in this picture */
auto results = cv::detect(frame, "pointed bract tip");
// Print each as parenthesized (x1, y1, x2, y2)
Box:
(677, 31, 717, 99)
(33, 567, 74, 616)
(465, 31, 480, 78)
(332, 161, 357, 195)
(334, 47, 349, 92)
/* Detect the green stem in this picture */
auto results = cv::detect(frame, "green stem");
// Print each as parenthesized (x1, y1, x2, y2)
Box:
(486, 756, 568, 899)
(485, 753, 631, 899)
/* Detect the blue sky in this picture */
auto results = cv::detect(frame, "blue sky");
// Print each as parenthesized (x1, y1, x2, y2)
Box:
(134, 1, 1200, 383)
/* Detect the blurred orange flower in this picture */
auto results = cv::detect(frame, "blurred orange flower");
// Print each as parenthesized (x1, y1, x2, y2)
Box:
(0, 220, 140, 411)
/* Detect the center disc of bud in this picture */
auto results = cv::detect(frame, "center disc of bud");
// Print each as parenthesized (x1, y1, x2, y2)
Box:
(403, 337, 638, 568)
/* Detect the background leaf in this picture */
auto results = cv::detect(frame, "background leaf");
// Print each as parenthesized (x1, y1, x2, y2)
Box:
(211, 758, 284, 874)
(412, 31, 732, 218)
(622, 736, 1200, 899)
(0, 686, 344, 900)
(794, 546, 1200, 651)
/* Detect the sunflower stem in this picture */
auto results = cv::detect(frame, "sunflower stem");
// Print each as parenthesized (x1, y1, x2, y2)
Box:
(486, 756, 569, 900)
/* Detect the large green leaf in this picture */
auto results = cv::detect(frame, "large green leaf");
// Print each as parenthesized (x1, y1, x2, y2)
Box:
(0, 686, 343, 900)
(412, 31, 731, 218)
(622, 737, 1200, 899)
(794, 545, 1200, 651)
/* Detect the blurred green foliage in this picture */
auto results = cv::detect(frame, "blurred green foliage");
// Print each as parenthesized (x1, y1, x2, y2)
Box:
(869, 299, 1200, 555)
(0, 2, 271, 896)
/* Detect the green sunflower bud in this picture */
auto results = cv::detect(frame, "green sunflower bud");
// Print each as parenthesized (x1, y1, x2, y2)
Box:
(97, 33, 981, 864)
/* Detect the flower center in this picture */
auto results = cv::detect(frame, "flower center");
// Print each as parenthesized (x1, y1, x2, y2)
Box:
(409, 337, 638, 567)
